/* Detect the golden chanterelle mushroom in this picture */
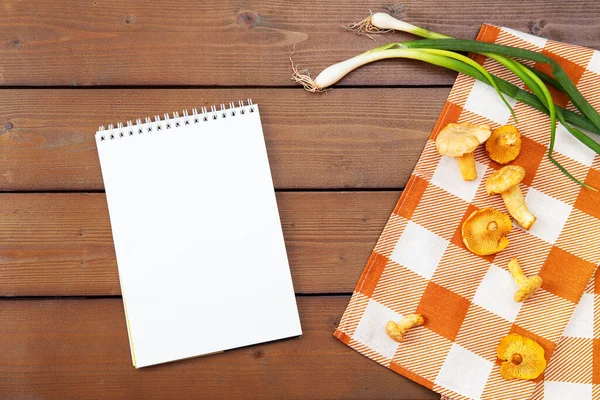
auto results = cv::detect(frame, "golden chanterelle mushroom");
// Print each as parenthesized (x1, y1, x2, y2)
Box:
(487, 165, 536, 230)
(462, 208, 512, 256)
(436, 122, 491, 181)
(486, 125, 522, 165)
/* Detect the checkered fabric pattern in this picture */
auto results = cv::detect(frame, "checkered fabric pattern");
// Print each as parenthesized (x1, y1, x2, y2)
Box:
(334, 24, 600, 400)
(529, 273, 599, 400)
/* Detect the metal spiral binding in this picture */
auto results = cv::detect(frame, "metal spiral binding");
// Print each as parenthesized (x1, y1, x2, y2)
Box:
(97, 99, 255, 142)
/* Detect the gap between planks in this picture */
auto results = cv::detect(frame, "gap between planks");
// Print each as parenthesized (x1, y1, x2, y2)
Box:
(0, 191, 402, 297)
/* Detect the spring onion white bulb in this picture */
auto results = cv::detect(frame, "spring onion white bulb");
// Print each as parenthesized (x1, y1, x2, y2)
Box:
(347, 12, 449, 39)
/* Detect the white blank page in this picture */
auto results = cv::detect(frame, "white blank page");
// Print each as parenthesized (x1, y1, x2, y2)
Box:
(95, 104, 301, 368)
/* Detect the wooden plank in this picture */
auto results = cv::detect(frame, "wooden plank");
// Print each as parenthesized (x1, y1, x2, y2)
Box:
(0, 191, 400, 296)
(0, 88, 444, 191)
(0, 296, 437, 400)
(1, 0, 599, 86)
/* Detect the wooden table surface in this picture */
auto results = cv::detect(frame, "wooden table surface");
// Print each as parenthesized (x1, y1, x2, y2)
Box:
(1, 0, 599, 398)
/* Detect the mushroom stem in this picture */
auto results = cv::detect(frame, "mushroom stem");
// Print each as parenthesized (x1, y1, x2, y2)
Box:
(511, 353, 523, 365)
(456, 152, 477, 180)
(508, 258, 542, 302)
(386, 314, 424, 342)
(501, 186, 536, 230)
(498, 131, 519, 147)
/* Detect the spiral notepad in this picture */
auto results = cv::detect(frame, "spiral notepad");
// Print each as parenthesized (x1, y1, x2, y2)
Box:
(96, 100, 302, 368)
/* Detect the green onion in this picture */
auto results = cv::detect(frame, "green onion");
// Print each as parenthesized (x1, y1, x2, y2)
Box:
(525, 66, 565, 92)
(347, 13, 450, 40)
(292, 47, 502, 93)
(350, 13, 598, 135)
(398, 38, 600, 132)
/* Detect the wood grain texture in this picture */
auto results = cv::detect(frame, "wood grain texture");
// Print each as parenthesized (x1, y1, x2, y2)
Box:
(0, 191, 400, 296)
(0, 88, 444, 190)
(1, 0, 599, 86)
(0, 296, 437, 400)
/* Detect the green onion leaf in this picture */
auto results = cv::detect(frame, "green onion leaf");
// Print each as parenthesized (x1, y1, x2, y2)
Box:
(417, 48, 517, 122)
(496, 56, 594, 189)
(400, 39, 600, 133)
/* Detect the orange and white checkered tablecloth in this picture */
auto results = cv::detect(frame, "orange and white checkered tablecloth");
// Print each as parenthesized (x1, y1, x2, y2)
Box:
(334, 24, 600, 400)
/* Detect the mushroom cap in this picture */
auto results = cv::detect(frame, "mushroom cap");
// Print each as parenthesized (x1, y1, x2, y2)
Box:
(486, 125, 522, 164)
(436, 122, 492, 158)
(497, 333, 547, 380)
(462, 208, 512, 256)
(486, 165, 526, 195)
